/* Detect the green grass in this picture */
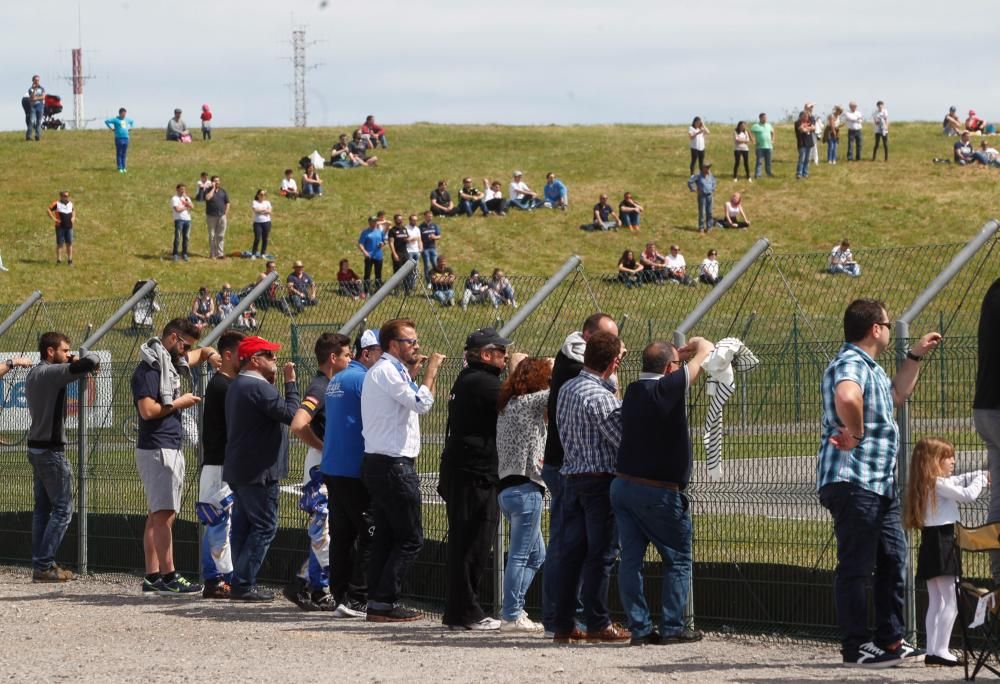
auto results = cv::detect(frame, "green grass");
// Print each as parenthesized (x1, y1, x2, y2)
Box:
(2, 122, 997, 300)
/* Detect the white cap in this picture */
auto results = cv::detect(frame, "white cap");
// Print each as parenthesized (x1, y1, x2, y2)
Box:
(359, 329, 380, 349)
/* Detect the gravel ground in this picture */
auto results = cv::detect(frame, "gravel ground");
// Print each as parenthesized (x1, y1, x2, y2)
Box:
(0, 568, 964, 683)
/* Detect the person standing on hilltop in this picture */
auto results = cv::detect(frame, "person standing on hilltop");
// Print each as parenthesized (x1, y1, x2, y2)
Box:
(104, 107, 135, 173)
(47, 191, 76, 266)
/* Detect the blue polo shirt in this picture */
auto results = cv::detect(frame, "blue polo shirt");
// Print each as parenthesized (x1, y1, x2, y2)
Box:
(419, 221, 440, 249)
(358, 227, 385, 261)
(321, 360, 367, 478)
(544, 179, 567, 204)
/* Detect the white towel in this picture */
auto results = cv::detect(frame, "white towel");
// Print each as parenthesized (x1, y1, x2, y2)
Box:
(702, 338, 760, 481)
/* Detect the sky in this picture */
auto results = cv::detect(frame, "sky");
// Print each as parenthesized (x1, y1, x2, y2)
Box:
(3, 0, 999, 131)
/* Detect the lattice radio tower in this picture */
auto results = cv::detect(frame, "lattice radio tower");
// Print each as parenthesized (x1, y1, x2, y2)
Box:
(292, 28, 307, 126)
(62, 1, 95, 129)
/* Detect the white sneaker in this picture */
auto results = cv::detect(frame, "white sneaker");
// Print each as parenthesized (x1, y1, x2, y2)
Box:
(464, 617, 501, 631)
(501, 614, 543, 632)
(331, 602, 366, 619)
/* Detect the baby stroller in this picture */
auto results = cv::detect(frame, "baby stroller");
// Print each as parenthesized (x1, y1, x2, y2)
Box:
(42, 94, 66, 130)
(130, 280, 160, 335)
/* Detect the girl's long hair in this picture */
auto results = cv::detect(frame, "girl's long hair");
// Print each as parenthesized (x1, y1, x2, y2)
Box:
(903, 436, 955, 529)
(497, 358, 552, 413)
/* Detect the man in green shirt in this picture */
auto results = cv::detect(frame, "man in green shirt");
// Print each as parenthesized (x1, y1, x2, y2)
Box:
(749, 113, 775, 178)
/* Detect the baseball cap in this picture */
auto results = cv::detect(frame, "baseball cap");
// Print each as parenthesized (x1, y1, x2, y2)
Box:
(359, 329, 380, 349)
(174, 108, 182, 114)
(293, 260, 304, 268)
(368, 215, 378, 222)
(513, 170, 523, 177)
(970, 109, 977, 115)
(464, 326, 512, 351)
(238, 336, 281, 359)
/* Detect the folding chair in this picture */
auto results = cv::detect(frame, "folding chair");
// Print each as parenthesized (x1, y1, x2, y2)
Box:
(955, 522, 1000, 680)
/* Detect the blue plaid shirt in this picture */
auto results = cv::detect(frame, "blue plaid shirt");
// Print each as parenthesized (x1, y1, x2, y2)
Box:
(816, 343, 899, 497)
(556, 370, 622, 475)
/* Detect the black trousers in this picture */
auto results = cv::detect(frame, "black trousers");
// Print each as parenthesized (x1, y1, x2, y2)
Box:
(690, 148, 705, 174)
(325, 475, 372, 605)
(733, 150, 750, 179)
(872, 133, 888, 161)
(363, 257, 383, 294)
(440, 468, 498, 626)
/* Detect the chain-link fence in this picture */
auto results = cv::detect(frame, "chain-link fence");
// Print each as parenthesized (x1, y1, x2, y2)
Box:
(0, 229, 997, 639)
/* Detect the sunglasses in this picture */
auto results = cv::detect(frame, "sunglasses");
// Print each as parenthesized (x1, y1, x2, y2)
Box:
(876, 321, 893, 330)
(254, 351, 276, 360)
(396, 338, 419, 346)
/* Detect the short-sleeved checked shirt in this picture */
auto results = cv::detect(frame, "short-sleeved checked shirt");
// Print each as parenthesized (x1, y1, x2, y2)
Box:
(556, 370, 622, 475)
(816, 343, 899, 497)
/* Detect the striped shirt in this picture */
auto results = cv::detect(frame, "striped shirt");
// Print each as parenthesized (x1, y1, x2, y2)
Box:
(816, 343, 899, 497)
(556, 370, 622, 475)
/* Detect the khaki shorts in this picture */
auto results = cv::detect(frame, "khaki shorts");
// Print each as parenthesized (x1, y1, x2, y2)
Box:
(135, 448, 185, 512)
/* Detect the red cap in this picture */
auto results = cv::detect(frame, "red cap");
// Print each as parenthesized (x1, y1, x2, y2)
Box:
(237, 336, 281, 360)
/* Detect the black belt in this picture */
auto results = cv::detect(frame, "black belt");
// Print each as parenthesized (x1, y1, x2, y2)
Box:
(615, 472, 681, 491)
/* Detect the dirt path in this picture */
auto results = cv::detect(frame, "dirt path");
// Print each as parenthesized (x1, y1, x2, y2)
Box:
(0, 569, 962, 682)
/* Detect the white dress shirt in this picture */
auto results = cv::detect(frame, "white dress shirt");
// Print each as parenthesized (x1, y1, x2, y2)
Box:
(361, 353, 434, 459)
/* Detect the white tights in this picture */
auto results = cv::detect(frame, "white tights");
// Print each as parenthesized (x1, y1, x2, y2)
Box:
(925, 575, 959, 659)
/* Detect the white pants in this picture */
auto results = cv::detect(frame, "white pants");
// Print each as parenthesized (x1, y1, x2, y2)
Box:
(925, 575, 958, 659)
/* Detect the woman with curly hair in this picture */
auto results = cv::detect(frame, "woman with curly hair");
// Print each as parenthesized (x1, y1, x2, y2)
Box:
(495, 357, 553, 633)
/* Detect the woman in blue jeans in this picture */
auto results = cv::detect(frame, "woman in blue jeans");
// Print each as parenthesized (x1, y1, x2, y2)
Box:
(495, 357, 552, 632)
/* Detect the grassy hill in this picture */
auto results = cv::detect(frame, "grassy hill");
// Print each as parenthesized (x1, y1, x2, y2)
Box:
(1, 122, 996, 301)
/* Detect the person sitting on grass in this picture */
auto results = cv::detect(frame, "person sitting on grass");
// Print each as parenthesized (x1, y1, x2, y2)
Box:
(484, 178, 508, 215)
(257, 260, 292, 314)
(618, 192, 643, 232)
(966, 109, 986, 134)
(489, 268, 517, 307)
(508, 171, 544, 210)
(639, 241, 667, 284)
(543, 172, 569, 209)
(721, 192, 751, 229)
(954, 132, 975, 165)
(337, 258, 364, 299)
(592, 194, 621, 231)
(617, 249, 644, 288)
(329, 134, 354, 168)
(979, 140, 1000, 166)
(664, 244, 694, 285)
(461, 269, 497, 309)
(457, 178, 488, 216)
(280, 169, 299, 199)
(165, 108, 190, 142)
(301, 164, 323, 198)
(943, 107, 963, 136)
(699, 249, 722, 286)
(829, 239, 861, 277)
(189, 286, 217, 329)
(349, 129, 378, 166)
(430, 180, 457, 217)
(360, 114, 388, 148)
(286, 260, 318, 312)
(431, 256, 457, 306)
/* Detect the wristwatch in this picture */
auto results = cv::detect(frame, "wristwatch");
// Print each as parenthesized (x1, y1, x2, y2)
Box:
(906, 350, 923, 362)
(4, 359, 13, 370)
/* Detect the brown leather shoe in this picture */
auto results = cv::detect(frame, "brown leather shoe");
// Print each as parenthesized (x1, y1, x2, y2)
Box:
(32, 565, 75, 583)
(585, 623, 632, 643)
(552, 627, 586, 644)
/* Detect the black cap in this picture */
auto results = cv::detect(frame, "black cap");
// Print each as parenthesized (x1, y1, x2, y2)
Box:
(464, 326, 512, 351)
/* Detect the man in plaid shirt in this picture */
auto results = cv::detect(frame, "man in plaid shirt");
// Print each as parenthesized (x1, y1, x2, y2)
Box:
(817, 298, 941, 669)
(552, 330, 630, 644)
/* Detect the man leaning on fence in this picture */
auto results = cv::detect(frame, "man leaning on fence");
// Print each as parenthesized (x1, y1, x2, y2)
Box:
(816, 298, 940, 668)
(975, 277, 1000, 585)
(224, 335, 299, 602)
(132, 318, 219, 597)
(24, 335, 91, 582)
(611, 338, 713, 646)
(361, 319, 445, 622)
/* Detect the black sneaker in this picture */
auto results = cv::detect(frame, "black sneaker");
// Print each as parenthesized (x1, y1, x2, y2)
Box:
(843, 641, 903, 669)
(367, 604, 422, 622)
(158, 574, 202, 597)
(282, 582, 315, 611)
(311, 593, 338, 612)
(630, 630, 661, 646)
(660, 628, 704, 644)
(231, 587, 275, 602)
(141, 577, 165, 596)
(889, 639, 926, 663)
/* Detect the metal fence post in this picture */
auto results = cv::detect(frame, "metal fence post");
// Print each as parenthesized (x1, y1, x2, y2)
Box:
(894, 219, 1000, 640)
(0, 290, 43, 339)
(76, 279, 158, 575)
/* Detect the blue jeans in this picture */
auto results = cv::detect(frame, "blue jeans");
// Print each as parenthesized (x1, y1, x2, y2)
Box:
(421, 248, 438, 282)
(754, 148, 773, 177)
(796, 146, 811, 177)
(432, 288, 454, 305)
(458, 198, 488, 216)
(114, 137, 129, 170)
(818, 482, 906, 653)
(554, 474, 618, 633)
(827, 139, 839, 162)
(230, 481, 280, 592)
(172, 220, 191, 256)
(697, 193, 714, 230)
(847, 129, 863, 160)
(302, 182, 322, 197)
(362, 454, 424, 608)
(28, 449, 74, 571)
(27, 101, 44, 139)
(201, 510, 233, 582)
(610, 479, 691, 638)
(508, 197, 542, 210)
(829, 263, 861, 277)
(498, 483, 546, 621)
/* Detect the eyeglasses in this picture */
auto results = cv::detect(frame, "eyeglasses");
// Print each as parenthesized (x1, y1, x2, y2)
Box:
(484, 346, 508, 355)
(617, 350, 628, 362)
(396, 338, 419, 346)
(876, 321, 893, 331)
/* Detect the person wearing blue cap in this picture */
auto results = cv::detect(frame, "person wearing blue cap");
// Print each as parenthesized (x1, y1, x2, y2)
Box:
(321, 329, 383, 617)
(440, 327, 517, 630)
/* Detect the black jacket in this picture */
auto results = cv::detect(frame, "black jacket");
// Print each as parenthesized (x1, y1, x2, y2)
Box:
(543, 350, 584, 470)
(440, 361, 503, 482)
